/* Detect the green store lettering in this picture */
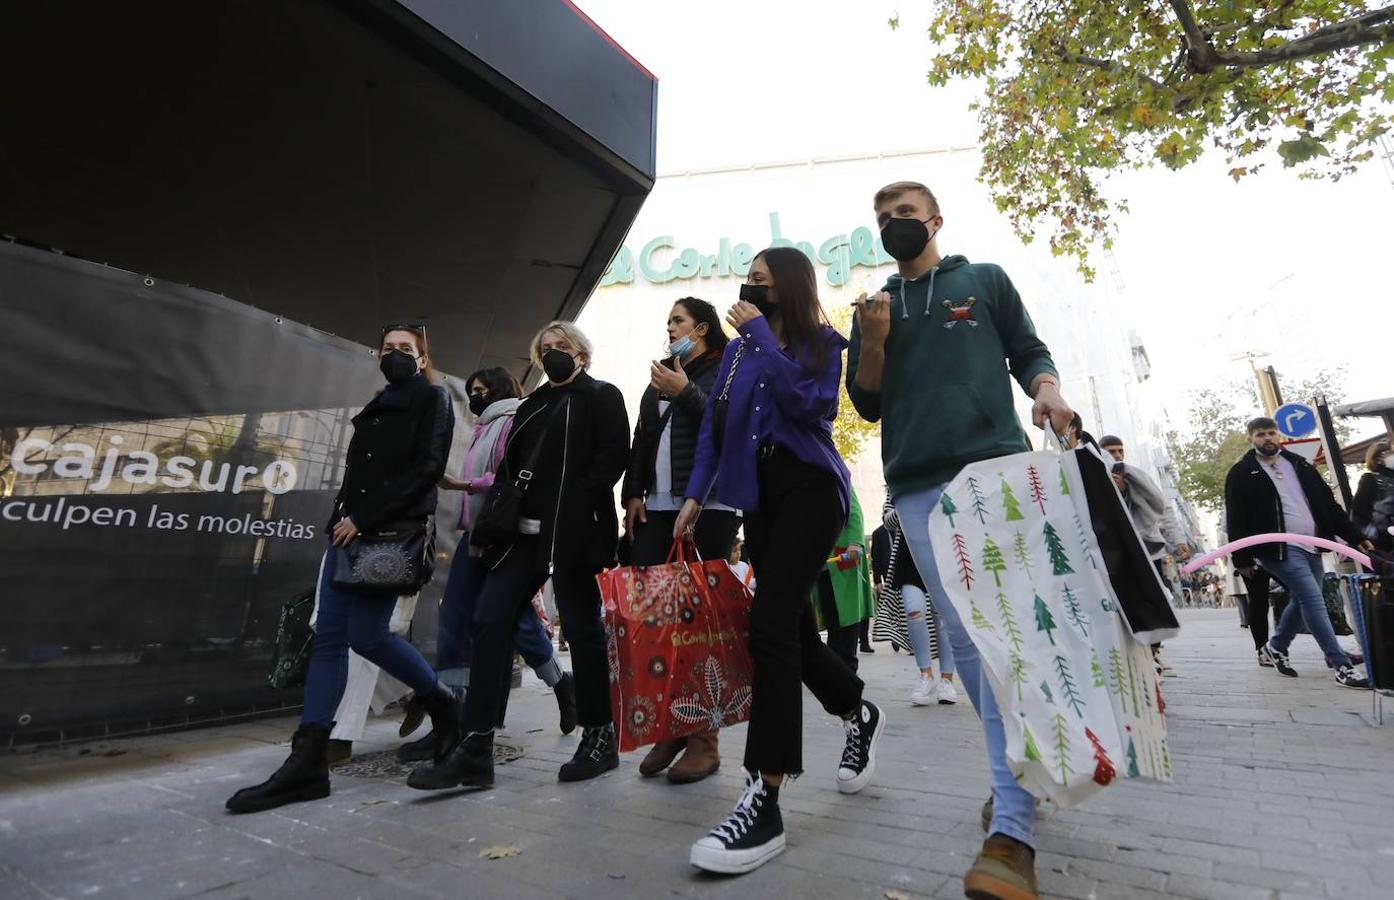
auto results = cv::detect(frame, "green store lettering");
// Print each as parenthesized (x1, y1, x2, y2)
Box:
(599, 212, 895, 289)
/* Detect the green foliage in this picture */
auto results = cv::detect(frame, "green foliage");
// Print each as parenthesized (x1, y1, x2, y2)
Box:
(828, 304, 880, 464)
(1168, 366, 1350, 512)
(918, 1, 1394, 278)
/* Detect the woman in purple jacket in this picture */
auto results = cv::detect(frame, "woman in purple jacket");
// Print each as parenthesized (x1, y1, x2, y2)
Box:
(674, 247, 885, 875)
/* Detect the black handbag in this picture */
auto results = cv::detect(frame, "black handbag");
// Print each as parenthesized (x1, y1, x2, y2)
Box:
(267, 589, 315, 689)
(330, 518, 435, 593)
(473, 396, 570, 547)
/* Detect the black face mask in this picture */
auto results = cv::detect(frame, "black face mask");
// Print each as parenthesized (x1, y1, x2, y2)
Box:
(468, 393, 490, 417)
(379, 349, 419, 384)
(739, 283, 777, 318)
(880, 216, 938, 262)
(542, 348, 576, 384)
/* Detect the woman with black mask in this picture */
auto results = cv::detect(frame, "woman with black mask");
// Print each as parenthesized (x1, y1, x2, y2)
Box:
(226, 325, 458, 814)
(674, 248, 884, 875)
(396, 367, 577, 763)
(623, 297, 737, 785)
(409, 321, 629, 790)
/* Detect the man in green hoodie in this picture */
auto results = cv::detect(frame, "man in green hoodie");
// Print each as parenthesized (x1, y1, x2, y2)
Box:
(848, 181, 1074, 900)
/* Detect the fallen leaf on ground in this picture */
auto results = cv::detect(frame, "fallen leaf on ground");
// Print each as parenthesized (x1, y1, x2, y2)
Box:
(479, 846, 522, 860)
(885, 892, 911, 900)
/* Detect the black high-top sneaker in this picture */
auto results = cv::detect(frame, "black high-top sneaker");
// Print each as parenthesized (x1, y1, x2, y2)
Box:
(225, 724, 332, 814)
(837, 699, 885, 794)
(407, 731, 494, 790)
(558, 722, 619, 782)
(689, 772, 786, 874)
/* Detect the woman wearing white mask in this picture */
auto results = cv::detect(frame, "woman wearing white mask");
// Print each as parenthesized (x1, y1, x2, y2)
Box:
(622, 297, 740, 785)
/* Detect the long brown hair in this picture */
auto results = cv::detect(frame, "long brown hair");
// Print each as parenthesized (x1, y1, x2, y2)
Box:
(755, 246, 829, 372)
(380, 324, 438, 383)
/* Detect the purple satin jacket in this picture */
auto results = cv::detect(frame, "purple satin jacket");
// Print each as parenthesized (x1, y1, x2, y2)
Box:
(686, 316, 851, 520)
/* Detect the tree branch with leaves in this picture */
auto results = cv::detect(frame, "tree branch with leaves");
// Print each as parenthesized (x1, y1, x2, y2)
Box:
(899, 1, 1394, 278)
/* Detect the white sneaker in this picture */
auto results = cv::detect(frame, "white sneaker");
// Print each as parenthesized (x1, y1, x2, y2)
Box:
(910, 674, 937, 706)
(936, 678, 959, 705)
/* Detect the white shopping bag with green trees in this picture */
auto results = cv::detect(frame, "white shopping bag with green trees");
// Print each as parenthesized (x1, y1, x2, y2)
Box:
(930, 450, 1173, 806)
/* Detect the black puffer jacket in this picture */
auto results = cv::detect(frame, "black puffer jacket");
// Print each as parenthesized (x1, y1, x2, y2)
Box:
(331, 373, 454, 532)
(622, 350, 722, 504)
(1224, 448, 1363, 567)
(488, 372, 629, 572)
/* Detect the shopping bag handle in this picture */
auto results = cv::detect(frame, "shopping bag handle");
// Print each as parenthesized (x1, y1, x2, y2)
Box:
(665, 535, 704, 564)
(1041, 427, 1069, 454)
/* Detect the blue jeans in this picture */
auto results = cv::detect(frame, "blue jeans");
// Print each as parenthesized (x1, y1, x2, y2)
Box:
(901, 583, 955, 675)
(437, 534, 556, 687)
(1260, 548, 1351, 669)
(897, 485, 1035, 848)
(302, 545, 439, 729)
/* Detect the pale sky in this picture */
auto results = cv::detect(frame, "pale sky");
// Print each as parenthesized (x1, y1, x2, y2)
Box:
(578, 0, 1390, 438)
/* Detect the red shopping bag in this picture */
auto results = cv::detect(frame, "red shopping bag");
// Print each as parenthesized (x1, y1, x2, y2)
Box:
(598, 538, 754, 753)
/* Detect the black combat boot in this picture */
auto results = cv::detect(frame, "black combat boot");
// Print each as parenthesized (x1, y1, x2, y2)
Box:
(225, 724, 332, 814)
(558, 722, 619, 782)
(407, 731, 495, 790)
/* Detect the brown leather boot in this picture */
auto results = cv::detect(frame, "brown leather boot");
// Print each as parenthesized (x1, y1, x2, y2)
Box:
(666, 730, 719, 784)
(964, 834, 1038, 900)
(638, 737, 687, 777)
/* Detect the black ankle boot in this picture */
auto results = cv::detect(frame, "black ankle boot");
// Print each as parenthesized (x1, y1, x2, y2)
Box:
(225, 724, 332, 814)
(420, 683, 462, 763)
(559, 723, 619, 782)
(554, 672, 578, 736)
(407, 731, 494, 790)
(396, 729, 436, 763)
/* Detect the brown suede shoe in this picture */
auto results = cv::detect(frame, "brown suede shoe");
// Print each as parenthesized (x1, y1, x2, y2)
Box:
(964, 834, 1038, 900)
(638, 737, 687, 777)
(666, 730, 719, 784)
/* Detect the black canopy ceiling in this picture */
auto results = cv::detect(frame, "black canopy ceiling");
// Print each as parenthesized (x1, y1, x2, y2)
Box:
(0, 0, 656, 379)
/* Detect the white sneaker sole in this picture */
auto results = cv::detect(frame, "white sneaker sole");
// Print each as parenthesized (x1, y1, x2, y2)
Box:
(837, 705, 886, 795)
(689, 833, 786, 874)
(910, 694, 933, 707)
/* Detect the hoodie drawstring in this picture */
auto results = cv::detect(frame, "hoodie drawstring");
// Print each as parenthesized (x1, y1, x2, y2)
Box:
(923, 266, 938, 317)
(899, 279, 909, 321)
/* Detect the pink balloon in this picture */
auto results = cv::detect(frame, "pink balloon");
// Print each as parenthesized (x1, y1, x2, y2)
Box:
(1182, 532, 1371, 574)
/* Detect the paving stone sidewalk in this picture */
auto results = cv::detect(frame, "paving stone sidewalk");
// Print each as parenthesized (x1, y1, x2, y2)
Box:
(2, 609, 1391, 899)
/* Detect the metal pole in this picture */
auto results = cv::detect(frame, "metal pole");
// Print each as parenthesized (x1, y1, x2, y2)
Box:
(1316, 397, 1353, 509)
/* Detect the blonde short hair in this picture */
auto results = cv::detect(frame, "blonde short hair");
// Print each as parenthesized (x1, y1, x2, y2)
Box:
(873, 180, 939, 214)
(529, 320, 594, 369)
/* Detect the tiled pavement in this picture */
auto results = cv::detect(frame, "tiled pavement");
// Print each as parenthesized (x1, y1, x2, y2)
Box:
(2, 609, 1392, 899)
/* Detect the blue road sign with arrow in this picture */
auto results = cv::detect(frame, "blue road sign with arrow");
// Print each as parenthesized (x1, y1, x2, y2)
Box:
(1275, 402, 1317, 439)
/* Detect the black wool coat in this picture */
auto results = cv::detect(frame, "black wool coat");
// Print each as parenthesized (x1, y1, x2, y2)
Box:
(332, 374, 454, 532)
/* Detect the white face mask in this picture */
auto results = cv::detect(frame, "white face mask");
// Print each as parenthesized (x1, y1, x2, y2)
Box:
(1383, 455, 1394, 471)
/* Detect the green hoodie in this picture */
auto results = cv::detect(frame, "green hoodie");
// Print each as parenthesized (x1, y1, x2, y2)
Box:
(847, 255, 1057, 496)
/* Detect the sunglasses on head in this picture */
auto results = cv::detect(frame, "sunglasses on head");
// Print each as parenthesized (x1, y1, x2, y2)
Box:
(381, 322, 427, 339)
